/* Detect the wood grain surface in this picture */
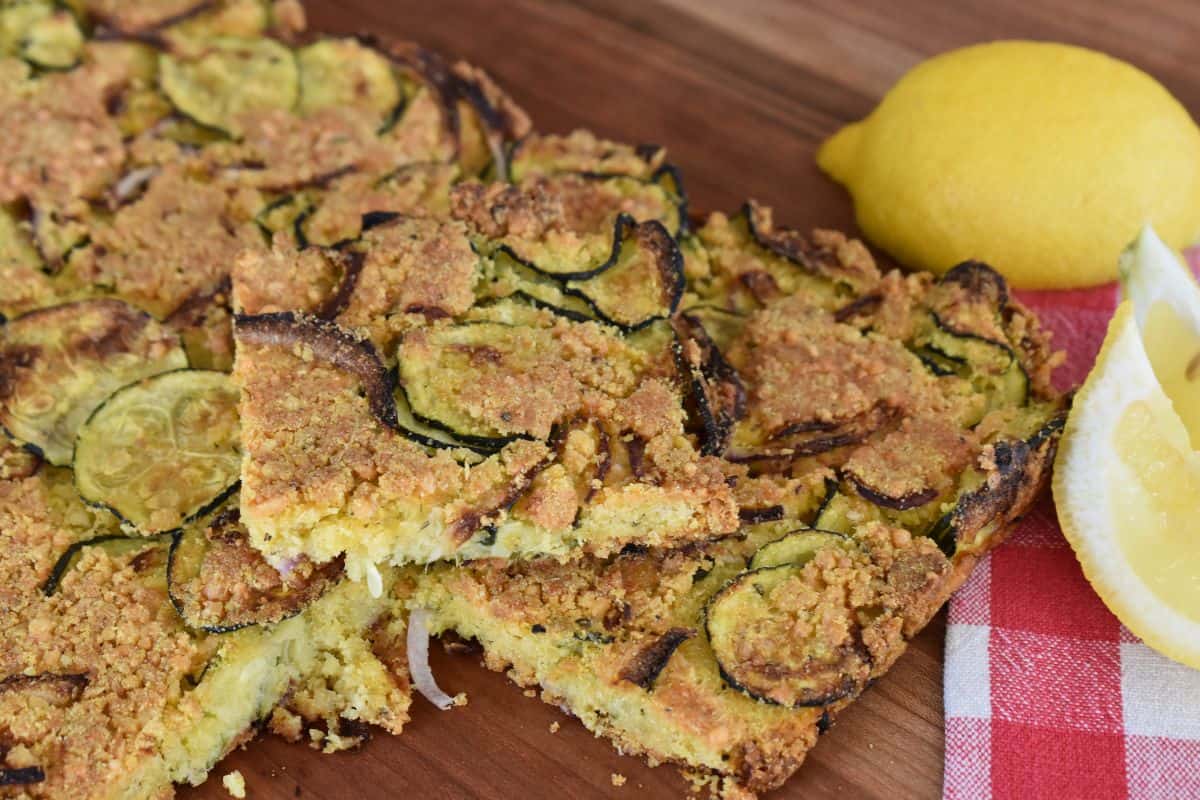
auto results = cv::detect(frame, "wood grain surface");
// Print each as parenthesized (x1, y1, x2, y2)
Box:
(183, 2, 1200, 798)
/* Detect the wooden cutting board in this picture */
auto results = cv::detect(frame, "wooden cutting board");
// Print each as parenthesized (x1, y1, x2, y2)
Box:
(183, 2, 1200, 797)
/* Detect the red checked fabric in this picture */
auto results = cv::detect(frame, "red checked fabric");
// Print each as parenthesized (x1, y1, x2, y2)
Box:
(942, 272, 1200, 800)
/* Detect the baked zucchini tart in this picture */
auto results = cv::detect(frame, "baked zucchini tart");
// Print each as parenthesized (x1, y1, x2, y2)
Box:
(407, 212, 1065, 797)
(0, 1, 1066, 798)
(0, 3, 488, 796)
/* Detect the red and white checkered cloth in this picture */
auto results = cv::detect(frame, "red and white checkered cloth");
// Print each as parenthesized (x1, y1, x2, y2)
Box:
(942, 275, 1200, 800)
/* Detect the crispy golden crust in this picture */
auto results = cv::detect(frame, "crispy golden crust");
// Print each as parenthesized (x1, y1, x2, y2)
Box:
(69, 164, 262, 318)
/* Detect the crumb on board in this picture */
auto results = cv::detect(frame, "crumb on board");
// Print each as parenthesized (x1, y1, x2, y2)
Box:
(611, 773, 626, 787)
(222, 770, 246, 798)
(453, 692, 469, 707)
(549, 721, 560, 734)
(523, 689, 537, 698)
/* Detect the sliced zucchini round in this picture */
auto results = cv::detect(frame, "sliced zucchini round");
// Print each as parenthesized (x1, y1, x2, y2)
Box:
(41, 533, 170, 596)
(167, 508, 343, 633)
(159, 36, 299, 137)
(747, 529, 856, 570)
(393, 381, 490, 460)
(0, 1, 84, 70)
(564, 217, 683, 332)
(73, 370, 241, 533)
(927, 312, 1029, 412)
(0, 299, 188, 466)
(396, 321, 557, 445)
(296, 38, 401, 126)
(704, 563, 872, 707)
(672, 311, 745, 456)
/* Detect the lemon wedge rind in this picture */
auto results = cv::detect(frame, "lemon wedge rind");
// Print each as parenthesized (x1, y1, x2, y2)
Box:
(1054, 301, 1200, 669)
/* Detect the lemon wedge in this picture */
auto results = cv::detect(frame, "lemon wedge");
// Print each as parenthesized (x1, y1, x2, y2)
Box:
(1054, 227, 1200, 668)
(1120, 226, 1200, 449)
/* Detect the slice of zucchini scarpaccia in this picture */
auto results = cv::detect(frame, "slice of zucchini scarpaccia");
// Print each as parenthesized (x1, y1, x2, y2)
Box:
(295, 37, 402, 126)
(0, 299, 188, 466)
(396, 322, 543, 450)
(747, 529, 858, 570)
(41, 533, 170, 596)
(167, 507, 344, 633)
(73, 370, 242, 534)
(159, 36, 300, 138)
(0, 1, 84, 71)
(704, 561, 873, 708)
(672, 311, 745, 456)
(234, 312, 495, 457)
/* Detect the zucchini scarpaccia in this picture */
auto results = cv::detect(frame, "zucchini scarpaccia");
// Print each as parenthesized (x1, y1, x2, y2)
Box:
(158, 36, 299, 138)
(0, 299, 189, 466)
(167, 508, 343, 633)
(704, 560, 872, 708)
(72, 370, 241, 533)
(0, 0, 83, 71)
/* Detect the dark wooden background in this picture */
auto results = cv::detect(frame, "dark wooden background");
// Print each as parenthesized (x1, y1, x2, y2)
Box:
(185, 2, 1200, 798)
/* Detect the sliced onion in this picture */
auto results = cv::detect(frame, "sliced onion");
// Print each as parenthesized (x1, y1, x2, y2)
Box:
(110, 166, 160, 206)
(406, 608, 455, 710)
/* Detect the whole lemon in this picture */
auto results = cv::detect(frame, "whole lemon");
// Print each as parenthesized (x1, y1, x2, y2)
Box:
(818, 41, 1200, 289)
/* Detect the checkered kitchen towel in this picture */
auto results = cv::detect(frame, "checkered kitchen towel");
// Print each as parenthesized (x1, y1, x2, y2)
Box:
(943, 277, 1200, 800)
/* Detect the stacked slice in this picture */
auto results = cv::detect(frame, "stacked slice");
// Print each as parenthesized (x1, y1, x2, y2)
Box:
(0, 2, 1066, 798)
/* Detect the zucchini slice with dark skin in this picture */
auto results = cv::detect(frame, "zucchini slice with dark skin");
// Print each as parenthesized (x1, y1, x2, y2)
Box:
(41, 533, 170, 596)
(488, 247, 596, 324)
(562, 217, 684, 332)
(0, 299, 188, 466)
(235, 312, 494, 457)
(704, 562, 872, 708)
(72, 370, 241, 534)
(0, 1, 84, 70)
(379, 40, 528, 179)
(926, 312, 1029, 413)
(741, 199, 879, 293)
(396, 322, 544, 448)
(618, 627, 695, 691)
(167, 507, 343, 633)
(158, 36, 299, 138)
(929, 413, 1065, 556)
(672, 310, 745, 456)
(236, 311, 398, 428)
(747, 529, 857, 570)
(295, 37, 401, 126)
(0, 767, 45, 787)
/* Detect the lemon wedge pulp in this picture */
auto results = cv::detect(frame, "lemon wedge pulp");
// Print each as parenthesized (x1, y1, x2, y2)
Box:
(1054, 226, 1200, 668)
(1120, 226, 1200, 449)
